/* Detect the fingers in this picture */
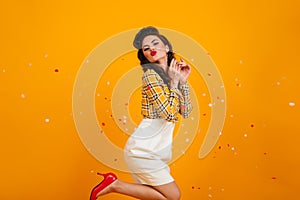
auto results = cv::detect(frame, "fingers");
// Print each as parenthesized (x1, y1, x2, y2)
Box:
(170, 58, 180, 71)
(170, 58, 176, 68)
(177, 58, 188, 69)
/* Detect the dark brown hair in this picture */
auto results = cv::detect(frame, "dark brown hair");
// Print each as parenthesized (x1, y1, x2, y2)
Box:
(133, 26, 175, 86)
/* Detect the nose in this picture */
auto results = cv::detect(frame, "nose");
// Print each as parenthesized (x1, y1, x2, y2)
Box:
(149, 45, 155, 50)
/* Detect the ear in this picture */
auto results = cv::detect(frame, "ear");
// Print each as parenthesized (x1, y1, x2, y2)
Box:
(165, 45, 170, 52)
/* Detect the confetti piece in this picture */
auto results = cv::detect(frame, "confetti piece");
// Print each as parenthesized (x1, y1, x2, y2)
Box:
(106, 81, 110, 85)
(250, 124, 254, 128)
(244, 133, 248, 138)
(44, 54, 48, 58)
(54, 69, 59, 72)
(202, 93, 206, 97)
(20, 93, 26, 99)
(101, 122, 106, 126)
(208, 103, 213, 107)
(276, 81, 281, 86)
(208, 73, 212, 76)
(28, 63, 32, 67)
(289, 102, 295, 107)
(2, 69, 6, 72)
(236, 83, 242, 87)
(45, 118, 50, 123)
(272, 177, 277, 180)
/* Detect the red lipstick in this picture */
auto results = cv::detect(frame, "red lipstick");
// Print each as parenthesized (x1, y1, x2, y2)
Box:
(150, 50, 157, 56)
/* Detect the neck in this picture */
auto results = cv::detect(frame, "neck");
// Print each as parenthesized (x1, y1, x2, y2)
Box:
(156, 57, 168, 73)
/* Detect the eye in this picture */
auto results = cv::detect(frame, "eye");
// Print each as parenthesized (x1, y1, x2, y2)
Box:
(143, 47, 150, 51)
(153, 42, 159, 46)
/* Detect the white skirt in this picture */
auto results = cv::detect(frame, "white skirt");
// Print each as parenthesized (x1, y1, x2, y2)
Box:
(124, 118, 175, 186)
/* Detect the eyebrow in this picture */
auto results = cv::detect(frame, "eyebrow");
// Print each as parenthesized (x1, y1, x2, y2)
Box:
(143, 39, 159, 48)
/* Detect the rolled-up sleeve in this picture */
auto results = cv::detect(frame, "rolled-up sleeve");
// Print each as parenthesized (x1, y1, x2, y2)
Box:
(178, 82, 193, 118)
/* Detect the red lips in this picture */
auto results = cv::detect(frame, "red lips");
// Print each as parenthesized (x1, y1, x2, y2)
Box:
(150, 50, 157, 56)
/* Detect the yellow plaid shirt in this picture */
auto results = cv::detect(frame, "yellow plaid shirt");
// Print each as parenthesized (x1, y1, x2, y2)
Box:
(141, 69, 193, 122)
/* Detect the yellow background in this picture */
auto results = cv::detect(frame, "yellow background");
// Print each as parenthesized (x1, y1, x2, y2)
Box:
(1, 0, 299, 199)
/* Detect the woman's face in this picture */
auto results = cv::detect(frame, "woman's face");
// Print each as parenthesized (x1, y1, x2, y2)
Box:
(142, 35, 169, 63)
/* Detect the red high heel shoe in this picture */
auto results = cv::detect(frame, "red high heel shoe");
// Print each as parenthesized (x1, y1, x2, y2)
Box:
(90, 172, 117, 200)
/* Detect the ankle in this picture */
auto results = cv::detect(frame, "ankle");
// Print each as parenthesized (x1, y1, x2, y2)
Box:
(109, 180, 119, 192)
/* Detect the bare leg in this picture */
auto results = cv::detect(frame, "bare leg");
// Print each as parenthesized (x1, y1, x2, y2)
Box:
(99, 180, 181, 200)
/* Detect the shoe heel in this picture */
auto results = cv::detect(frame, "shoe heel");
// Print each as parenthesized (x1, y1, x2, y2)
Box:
(90, 172, 117, 200)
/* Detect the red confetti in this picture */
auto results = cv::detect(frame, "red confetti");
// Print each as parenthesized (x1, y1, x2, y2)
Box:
(272, 177, 277, 180)
(192, 186, 195, 189)
(208, 73, 212, 76)
(54, 69, 59, 72)
(250, 124, 254, 128)
(218, 146, 222, 150)
(114, 158, 118, 162)
(202, 113, 206, 116)
(101, 122, 106, 126)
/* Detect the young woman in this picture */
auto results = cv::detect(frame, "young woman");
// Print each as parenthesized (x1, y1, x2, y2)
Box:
(90, 26, 193, 200)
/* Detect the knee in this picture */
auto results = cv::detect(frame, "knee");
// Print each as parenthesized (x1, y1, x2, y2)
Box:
(168, 188, 181, 200)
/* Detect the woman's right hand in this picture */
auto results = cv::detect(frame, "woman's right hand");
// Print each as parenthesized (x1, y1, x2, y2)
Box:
(168, 58, 181, 88)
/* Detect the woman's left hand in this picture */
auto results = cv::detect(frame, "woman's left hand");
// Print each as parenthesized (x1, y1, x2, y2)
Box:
(177, 58, 191, 84)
